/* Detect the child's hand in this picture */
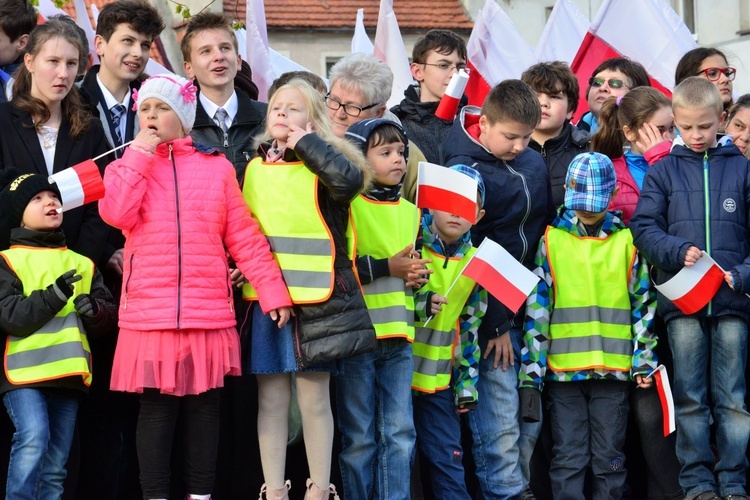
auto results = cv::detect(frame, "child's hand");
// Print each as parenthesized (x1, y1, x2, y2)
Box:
(635, 374, 653, 389)
(430, 294, 448, 315)
(456, 404, 471, 414)
(725, 271, 735, 290)
(134, 128, 161, 149)
(230, 268, 246, 288)
(683, 246, 702, 266)
(483, 331, 513, 371)
(388, 245, 432, 287)
(286, 123, 313, 150)
(270, 306, 293, 328)
(73, 294, 99, 318)
(106, 248, 124, 276)
(635, 122, 670, 152)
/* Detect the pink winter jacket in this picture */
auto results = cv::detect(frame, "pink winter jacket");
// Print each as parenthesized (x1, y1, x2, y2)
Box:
(99, 137, 291, 331)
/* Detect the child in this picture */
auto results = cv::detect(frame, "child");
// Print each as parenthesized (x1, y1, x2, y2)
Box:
(242, 79, 374, 500)
(520, 151, 657, 499)
(99, 74, 293, 500)
(592, 87, 675, 224)
(725, 94, 750, 159)
(631, 76, 750, 500)
(0, 0, 36, 102)
(676, 47, 735, 112)
(0, 170, 116, 499)
(391, 29, 467, 165)
(339, 117, 426, 500)
(522, 61, 590, 208)
(412, 165, 487, 499)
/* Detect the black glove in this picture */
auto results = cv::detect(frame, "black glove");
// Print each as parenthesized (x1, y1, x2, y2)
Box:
(73, 294, 99, 318)
(520, 387, 541, 423)
(53, 269, 82, 301)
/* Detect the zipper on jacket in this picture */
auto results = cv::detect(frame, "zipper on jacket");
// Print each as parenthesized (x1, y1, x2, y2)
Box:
(123, 253, 134, 309)
(703, 151, 712, 316)
(336, 272, 348, 293)
(226, 263, 234, 314)
(171, 144, 183, 329)
(223, 132, 229, 149)
(243, 151, 251, 162)
(504, 161, 531, 263)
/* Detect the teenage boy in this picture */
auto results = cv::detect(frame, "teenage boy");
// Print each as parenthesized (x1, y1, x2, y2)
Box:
(444, 79, 554, 499)
(0, 0, 36, 102)
(391, 29, 468, 165)
(522, 61, 590, 208)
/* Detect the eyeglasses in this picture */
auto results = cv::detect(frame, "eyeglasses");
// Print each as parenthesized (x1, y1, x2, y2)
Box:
(422, 62, 467, 72)
(588, 77, 630, 89)
(697, 67, 737, 82)
(324, 93, 379, 117)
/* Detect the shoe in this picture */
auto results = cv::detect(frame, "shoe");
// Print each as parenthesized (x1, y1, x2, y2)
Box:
(303, 478, 340, 500)
(724, 496, 749, 500)
(259, 480, 291, 500)
(685, 493, 720, 500)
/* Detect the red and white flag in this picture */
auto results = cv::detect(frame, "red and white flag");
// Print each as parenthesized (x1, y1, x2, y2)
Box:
(373, 0, 412, 108)
(465, 0, 535, 106)
(462, 238, 540, 313)
(570, 0, 697, 121)
(351, 8, 374, 55)
(246, 0, 275, 103)
(435, 69, 470, 120)
(417, 162, 478, 224)
(647, 365, 676, 436)
(49, 160, 105, 212)
(535, 0, 590, 64)
(655, 252, 725, 315)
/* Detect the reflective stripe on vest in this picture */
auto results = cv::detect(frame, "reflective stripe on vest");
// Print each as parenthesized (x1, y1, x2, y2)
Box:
(412, 246, 476, 393)
(546, 227, 636, 372)
(351, 195, 419, 341)
(242, 157, 335, 304)
(2, 247, 94, 385)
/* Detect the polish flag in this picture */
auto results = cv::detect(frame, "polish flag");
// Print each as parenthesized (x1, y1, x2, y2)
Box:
(435, 69, 470, 120)
(246, 0, 275, 103)
(535, 0, 590, 64)
(464, 0, 535, 106)
(570, 0, 697, 121)
(351, 8, 374, 55)
(73, 0, 99, 65)
(647, 365, 676, 436)
(235, 27, 311, 94)
(49, 160, 105, 212)
(655, 252, 725, 315)
(462, 238, 540, 313)
(417, 162, 478, 223)
(373, 0, 412, 108)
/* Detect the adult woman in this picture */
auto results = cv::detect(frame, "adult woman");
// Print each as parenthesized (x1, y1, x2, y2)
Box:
(675, 47, 735, 113)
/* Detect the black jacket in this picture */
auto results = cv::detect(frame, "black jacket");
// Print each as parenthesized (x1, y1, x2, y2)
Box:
(191, 91, 267, 185)
(0, 228, 117, 395)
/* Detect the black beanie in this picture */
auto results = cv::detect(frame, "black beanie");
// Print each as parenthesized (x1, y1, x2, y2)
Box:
(0, 169, 62, 229)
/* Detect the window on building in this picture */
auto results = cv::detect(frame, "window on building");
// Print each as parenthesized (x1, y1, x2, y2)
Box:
(325, 57, 342, 77)
(675, 0, 695, 34)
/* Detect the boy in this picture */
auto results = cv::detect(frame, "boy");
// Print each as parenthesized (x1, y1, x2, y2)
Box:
(443, 79, 554, 498)
(340, 118, 427, 500)
(183, 11, 267, 185)
(391, 29, 468, 165)
(0, 0, 36, 102)
(520, 152, 656, 499)
(631, 77, 750, 500)
(522, 61, 590, 208)
(0, 170, 116, 499)
(412, 165, 487, 499)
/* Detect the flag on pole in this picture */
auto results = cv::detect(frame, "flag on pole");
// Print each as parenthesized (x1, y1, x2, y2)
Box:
(435, 69, 470, 120)
(465, 0, 535, 106)
(246, 0, 275, 102)
(373, 0, 413, 108)
(647, 365, 676, 436)
(535, 0, 590, 64)
(351, 8, 374, 55)
(235, 27, 311, 90)
(570, 0, 697, 121)
(72, 0, 99, 66)
(462, 238, 540, 313)
(416, 162, 479, 223)
(49, 160, 105, 212)
(655, 252, 725, 315)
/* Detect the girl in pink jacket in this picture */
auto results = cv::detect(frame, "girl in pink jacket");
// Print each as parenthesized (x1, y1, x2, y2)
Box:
(99, 74, 292, 500)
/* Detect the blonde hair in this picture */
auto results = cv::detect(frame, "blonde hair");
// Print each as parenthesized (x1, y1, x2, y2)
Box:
(672, 76, 723, 115)
(258, 79, 373, 187)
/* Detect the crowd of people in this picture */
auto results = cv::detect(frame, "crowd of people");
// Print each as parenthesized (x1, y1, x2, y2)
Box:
(0, 0, 748, 499)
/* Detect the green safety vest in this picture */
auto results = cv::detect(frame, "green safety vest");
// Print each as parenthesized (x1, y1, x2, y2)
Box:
(350, 195, 419, 341)
(412, 246, 476, 393)
(546, 226, 636, 372)
(242, 157, 335, 304)
(2, 247, 94, 386)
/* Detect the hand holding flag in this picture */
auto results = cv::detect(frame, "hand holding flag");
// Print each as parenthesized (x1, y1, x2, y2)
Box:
(654, 252, 725, 315)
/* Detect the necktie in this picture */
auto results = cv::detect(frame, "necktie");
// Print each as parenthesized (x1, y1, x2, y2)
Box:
(110, 104, 126, 146)
(214, 107, 229, 134)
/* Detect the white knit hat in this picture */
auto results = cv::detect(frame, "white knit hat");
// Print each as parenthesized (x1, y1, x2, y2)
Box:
(132, 74, 198, 134)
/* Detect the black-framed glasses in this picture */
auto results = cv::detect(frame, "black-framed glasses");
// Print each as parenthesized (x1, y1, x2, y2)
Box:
(324, 93, 379, 117)
(422, 62, 467, 72)
(588, 77, 630, 89)
(697, 67, 737, 82)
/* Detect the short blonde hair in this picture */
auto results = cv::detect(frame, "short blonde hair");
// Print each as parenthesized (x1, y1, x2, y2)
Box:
(672, 76, 723, 115)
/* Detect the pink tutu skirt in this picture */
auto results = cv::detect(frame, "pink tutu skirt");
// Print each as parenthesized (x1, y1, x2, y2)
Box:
(110, 327, 242, 396)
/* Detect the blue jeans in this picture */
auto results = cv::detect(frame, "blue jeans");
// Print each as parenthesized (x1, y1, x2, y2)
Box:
(335, 338, 416, 500)
(413, 387, 470, 499)
(3, 389, 79, 500)
(668, 316, 750, 497)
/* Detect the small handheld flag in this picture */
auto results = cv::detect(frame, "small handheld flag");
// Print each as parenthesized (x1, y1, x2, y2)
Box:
(654, 252, 724, 315)
(646, 365, 676, 436)
(48, 160, 105, 212)
(416, 162, 479, 223)
(435, 69, 470, 121)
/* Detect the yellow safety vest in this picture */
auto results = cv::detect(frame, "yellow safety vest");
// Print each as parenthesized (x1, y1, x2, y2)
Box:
(242, 157, 335, 304)
(350, 195, 419, 341)
(412, 246, 476, 393)
(2, 247, 94, 386)
(546, 227, 636, 372)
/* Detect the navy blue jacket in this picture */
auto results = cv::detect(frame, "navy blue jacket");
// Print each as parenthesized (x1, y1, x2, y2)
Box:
(444, 106, 554, 337)
(631, 142, 750, 322)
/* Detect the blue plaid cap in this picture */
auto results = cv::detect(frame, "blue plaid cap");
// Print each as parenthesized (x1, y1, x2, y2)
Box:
(449, 164, 485, 208)
(564, 152, 617, 213)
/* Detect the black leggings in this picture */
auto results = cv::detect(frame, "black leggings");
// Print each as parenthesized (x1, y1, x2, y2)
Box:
(137, 388, 221, 499)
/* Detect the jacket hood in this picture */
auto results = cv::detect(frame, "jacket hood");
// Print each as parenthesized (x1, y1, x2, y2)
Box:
(443, 105, 497, 165)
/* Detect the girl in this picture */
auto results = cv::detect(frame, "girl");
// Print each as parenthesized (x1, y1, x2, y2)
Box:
(675, 47, 735, 113)
(592, 87, 675, 224)
(99, 74, 292, 500)
(726, 94, 750, 159)
(242, 79, 374, 500)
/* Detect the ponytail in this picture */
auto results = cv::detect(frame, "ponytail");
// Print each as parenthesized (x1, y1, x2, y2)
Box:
(591, 96, 624, 159)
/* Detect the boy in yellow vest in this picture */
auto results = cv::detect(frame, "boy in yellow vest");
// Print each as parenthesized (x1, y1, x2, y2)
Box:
(519, 152, 657, 499)
(412, 164, 487, 499)
(0, 170, 116, 499)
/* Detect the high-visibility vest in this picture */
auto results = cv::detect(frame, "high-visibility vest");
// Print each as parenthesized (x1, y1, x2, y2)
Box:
(242, 157, 335, 304)
(412, 246, 476, 393)
(350, 195, 419, 341)
(546, 226, 636, 372)
(2, 247, 94, 386)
